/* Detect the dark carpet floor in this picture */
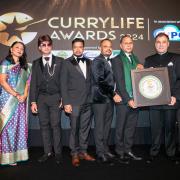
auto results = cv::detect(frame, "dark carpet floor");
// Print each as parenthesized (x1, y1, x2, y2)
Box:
(0, 146, 180, 180)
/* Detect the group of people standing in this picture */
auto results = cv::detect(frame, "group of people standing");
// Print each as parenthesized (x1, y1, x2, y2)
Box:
(0, 33, 180, 167)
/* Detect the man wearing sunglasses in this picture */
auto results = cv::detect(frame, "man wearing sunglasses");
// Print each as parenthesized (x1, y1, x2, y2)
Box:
(30, 34, 64, 165)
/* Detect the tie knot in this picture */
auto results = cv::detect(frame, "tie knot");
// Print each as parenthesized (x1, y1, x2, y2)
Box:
(44, 57, 50, 61)
(77, 57, 85, 63)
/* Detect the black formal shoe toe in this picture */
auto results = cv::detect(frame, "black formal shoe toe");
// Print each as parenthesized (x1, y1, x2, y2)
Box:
(97, 154, 108, 163)
(146, 156, 154, 163)
(117, 155, 129, 164)
(175, 160, 179, 165)
(125, 152, 142, 161)
(38, 153, 53, 163)
(97, 154, 114, 166)
(105, 152, 115, 159)
(55, 154, 63, 165)
(167, 156, 179, 164)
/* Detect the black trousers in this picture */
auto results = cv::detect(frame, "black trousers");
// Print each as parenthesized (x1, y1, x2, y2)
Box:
(93, 102, 114, 156)
(37, 94, 62, 155)
(69, 103, 92, 156)
(149, 109, 176, 157)
(115, 104, 139, 155)
(177, 109, 180, 151)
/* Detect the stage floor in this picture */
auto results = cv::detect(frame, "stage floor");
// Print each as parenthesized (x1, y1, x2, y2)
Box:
(0, 146, 180, 180)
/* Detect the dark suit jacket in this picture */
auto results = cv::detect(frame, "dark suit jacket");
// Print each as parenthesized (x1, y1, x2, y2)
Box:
(30, 55, 63, 103)
(91, 54, 115, 103)
(144, 52, 180, 109)
(60, 56, 92, 106)
(111, 54, 132, 105)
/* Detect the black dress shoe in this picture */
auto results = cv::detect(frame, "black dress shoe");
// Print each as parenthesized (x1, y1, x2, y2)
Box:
(55, 153, 63, 165)
(97, 154, 108, 163)
(146, 155, 157, 163)
(105, 152, 115, 159)
(97, 154, 114, 166)
(117, 155, 129, 164)
(125, 152, 142, 161)
(167, 156, 179, 164)
(38, 153, 53, 163)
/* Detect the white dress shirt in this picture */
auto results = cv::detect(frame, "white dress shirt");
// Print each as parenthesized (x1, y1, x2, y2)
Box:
(42, 53, 53, 67)
(74, 56, 87, 79)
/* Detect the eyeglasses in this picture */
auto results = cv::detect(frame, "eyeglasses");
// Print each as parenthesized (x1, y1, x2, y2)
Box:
(40, 43, 52, 47)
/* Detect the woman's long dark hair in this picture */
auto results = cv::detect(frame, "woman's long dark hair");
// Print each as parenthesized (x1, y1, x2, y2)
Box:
(6, 41, 28, 70)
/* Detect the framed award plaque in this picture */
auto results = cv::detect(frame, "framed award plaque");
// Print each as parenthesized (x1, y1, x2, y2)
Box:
(131, 67, 171, 107)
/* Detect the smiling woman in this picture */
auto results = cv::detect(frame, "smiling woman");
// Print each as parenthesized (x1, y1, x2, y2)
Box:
(0, 41, 31, 166)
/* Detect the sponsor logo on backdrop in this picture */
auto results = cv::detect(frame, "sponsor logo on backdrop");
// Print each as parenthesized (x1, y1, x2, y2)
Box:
(153, 25, 180, 41)
(52, 50, 120, 60)
(0, 12, 46, 46)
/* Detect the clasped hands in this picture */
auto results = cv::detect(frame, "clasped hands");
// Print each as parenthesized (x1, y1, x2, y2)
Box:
(15, 93, 27, 103)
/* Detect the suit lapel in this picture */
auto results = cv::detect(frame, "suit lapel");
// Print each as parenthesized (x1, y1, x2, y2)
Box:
(99, 54, 112, 72)
(70, 56, 85, 78)
(39, 57, 44, 72)
(51, 55, 56, 67)
(86, 59, 91, 79)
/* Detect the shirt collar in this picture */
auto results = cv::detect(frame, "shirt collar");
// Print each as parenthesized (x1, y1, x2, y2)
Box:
(42, 53, 53, 66)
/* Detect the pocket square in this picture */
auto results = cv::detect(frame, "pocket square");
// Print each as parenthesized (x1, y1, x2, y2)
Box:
(168, 62, 173, 66)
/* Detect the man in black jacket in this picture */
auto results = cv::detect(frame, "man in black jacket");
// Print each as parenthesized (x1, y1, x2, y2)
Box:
(111, 35, 143, 162)
(144, 33, 180, 163)
(91, 38, 121, 163)
(30, 35, 63, 164)
(61, 38, 95, 167)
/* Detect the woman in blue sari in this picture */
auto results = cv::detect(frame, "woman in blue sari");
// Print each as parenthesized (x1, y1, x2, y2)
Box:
(0, 41, 31, 166)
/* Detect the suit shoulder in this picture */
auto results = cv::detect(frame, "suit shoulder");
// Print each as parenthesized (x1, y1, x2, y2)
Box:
(112, 54, 120, 60)
(65, 56, 72, 61)
(54, 56, 64, 61)
(145, 54, 156, 61)
(32, 57, 41, 65)
(93, 54, 106, 63)
(111, 55, 123, 65)
(84, 56, 91, 61)
(169, 52, 180, 58)
(62, 58, 71, 66)
(54, 56, 64, 65)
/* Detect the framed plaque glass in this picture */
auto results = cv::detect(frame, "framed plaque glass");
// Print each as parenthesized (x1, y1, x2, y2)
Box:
(131, 67, 171, 107)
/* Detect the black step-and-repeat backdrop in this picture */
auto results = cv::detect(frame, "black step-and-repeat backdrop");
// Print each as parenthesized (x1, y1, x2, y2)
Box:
(0, 0, 180, 131)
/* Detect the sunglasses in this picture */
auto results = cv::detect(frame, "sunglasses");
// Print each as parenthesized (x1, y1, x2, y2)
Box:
(40, 43, 52, 47)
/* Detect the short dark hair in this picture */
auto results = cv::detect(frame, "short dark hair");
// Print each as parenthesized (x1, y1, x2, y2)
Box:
(120, 34, 132, 44)
(99, 38, 112, 46)
(72, 38, 85, 47)
(155, 32, 169, 41)
(38, 34, 52, 47)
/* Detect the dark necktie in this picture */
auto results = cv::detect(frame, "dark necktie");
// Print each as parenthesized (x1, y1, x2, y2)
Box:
(44, 57, 50, 78)
(77, 57, 85, 63)
(129, 55, 133, 64)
